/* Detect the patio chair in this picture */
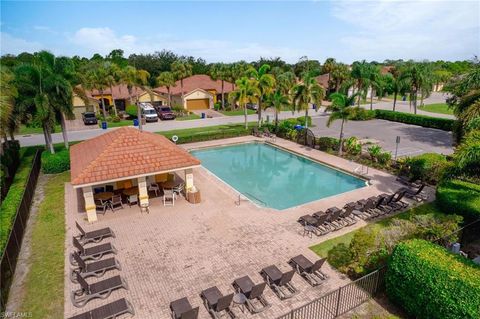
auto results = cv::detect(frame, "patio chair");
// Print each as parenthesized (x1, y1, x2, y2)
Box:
(326, 207, 348, 228)
(70, 237, 117, 266)
(170, 297, 199, 319)
(95, 199, 110, 215)
(260, 265, 297, 300)
(356, 198, 380, 219)
(71, 275, 128, 307)
(173, 183, 185, 197)
(200, 286, 235, 319)
(289, 254, 328, 287)
(252, 127, 262, 137)
(298, 214, 330, 236)
(110, 195, 124, 211)
(127, 194, 138, 207)
(75, 222, 115, 245)
(232, 276, 270, 313)
(148, 182, 160, 197)
(68, 298, 135, 319)
(163, 188, 175, 206)
(70, 252, 121, 283)
(337, 207, 357, 226)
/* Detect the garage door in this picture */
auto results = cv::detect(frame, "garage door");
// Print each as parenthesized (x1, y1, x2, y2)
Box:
(186, 98, 209, 110)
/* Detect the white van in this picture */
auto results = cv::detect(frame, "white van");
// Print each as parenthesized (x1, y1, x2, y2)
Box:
(139, 103, 158, 122)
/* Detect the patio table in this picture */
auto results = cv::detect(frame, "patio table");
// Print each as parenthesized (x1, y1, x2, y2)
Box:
(122, 187, 139, 196)
(94, 192, 113, 201)
(161, 180, 182, 189)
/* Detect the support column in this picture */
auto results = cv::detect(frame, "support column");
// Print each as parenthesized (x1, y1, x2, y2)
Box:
(83, 186, 97, 223)
(185, 168, 194, 191)
(138, 176, 149, 206)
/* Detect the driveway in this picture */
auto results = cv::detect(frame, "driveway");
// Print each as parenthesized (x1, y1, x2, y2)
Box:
(310, 116, 453, 157)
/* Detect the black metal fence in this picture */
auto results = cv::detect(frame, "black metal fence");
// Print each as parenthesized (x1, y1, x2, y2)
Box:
(277, 267, 386, 319)
(0, 150, 41, 311)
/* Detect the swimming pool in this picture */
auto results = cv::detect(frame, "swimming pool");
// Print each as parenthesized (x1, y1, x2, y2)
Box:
(191, 142, 367, 210)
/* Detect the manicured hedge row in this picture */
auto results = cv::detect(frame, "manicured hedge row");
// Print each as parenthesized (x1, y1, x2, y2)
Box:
(436, 179, 480, 221)
(41, 148, 70, 174)
(375, 110, 455, 131)
(0, 148, 37, 253)
(386, 239, 480, 319)
(161, 126, 253, 144)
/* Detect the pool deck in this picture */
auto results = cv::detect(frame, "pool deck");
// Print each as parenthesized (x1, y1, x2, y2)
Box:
(64, 136, 408, 319)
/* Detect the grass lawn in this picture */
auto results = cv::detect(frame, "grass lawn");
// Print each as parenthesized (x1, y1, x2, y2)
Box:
(99, 120, 133, 128)
(220, 109, 256, 116)
(309, 203, 444, 258)
(17, 124, 62, 136)
(19, 171, 68, 318)
(419, 103, 453, 115)
(157, 122, 256, 137)
(176, 113, 201, 121)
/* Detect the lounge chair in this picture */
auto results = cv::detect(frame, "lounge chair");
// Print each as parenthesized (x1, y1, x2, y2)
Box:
(70, 252, 121, 283)
(75, 222, 115, 245)
(70, 237, 117, 266)
(170, 297, 199, 319)
(200, 286, 235, 319)
(402, 183, 428, 201)
(289, 254, 328, 287)
(356, 198, 380, 219)
(68, 298, 135, 319)
(337, 207, 357, 225)
(298, 215, 330, 236)
(376, 193, 396, 214)
(396, 175, 421, 188)
(325, 207, 348, 228)
(260, 265, 297, 300)
(232, 276, 270, 313)
(71, 275, 128, 307)
(110, 195, 124, 211)
(95, 199, 110, 215)
(252, 127, 262, 137)
(387, 190, 409, 211)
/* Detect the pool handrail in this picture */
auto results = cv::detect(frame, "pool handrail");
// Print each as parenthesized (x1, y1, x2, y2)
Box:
(235, 192, 267, 207)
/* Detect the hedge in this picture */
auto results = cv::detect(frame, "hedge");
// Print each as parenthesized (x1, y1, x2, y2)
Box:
(375, 109, 455, 131)
(317, 137, 339, 152)
(401, 153, 451, 184)
(1, 140, 20, 199)
(0, 148, 37, 253)
(160, 126, 253, 144)
(41, 148, 70, 174)
(436, 179, 480, 221)
(386, 239, 480, 319)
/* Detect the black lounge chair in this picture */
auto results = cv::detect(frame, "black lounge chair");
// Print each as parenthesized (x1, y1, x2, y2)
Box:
(200, 286, 235, 319)
(68, 298, 135, 319)
(325, 207, 349, 227)
(71, 275, 128, 307)
(402, 183, 428, 201)
(298, 215, 330, 235)
(357, 198, 381, 219)
(396, 175, 421, 188)
(70, 237, 117, 266)
(344, 201, 369, 219)
(260, 265, 297, 300)
(170, 297, 199, 319)
(76, 222, 115, 244)
(337, 206, 357, 225)
(289, 254, 328, 286)
(70, 252, 121, 283)
(376, 193, 396, 213)
(232, 276, 270, 313)
(387, 190, 409, 211)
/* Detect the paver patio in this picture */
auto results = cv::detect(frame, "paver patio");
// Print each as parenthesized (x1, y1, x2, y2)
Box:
(64, 136, 405, 319)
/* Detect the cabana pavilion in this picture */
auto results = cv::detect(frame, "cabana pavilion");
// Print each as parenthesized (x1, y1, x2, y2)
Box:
(70, 127, 201, 222)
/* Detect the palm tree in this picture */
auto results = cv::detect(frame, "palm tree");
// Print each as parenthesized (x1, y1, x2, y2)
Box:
(351, 60, 371, 106)
(322, 58, 337, 92)
(0, 68, 18, 142)
(292, 73, 325, 129)
(248, 64, 276, 127)
(122, 66, 150, 130)
(331, 63, 350, 93)
(210, 63, 228, 109)
(325, 92, 358, 156)
(171, 59, 192, 105)
(389, 65, 407, 111)
(227, 61, 249, 93)
(401, 63, 431, 114)
(267, 89, 290, 129)
(367, 65, 381, 110)
(229, 76, 260, 129)
(276, 71, 296, 96)
(105, 62, 121, 116)
(156, 71, 176, 106)
(85, 66, 109, 119)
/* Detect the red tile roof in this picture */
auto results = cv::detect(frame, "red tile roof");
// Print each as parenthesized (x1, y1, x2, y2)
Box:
(70, 127, 201, 186)
(315, 74, 330, 88)
(155, 74, 234, 95)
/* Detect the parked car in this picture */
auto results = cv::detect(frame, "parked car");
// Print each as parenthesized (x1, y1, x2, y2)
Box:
(139, 103, 159, 122)
(82, 112, 98, 125)
(246, 103, 258, 111)
(157, 106, 176, 120)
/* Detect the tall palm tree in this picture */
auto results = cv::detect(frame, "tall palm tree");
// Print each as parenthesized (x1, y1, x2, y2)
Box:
(351, 60, 371, 106)
(86, 66, 109, 119)
(325, 92, 358, 156)
(227, 61, 249, 93)
(276, 71, 296, 96)
(248, 64, 276, 127)
(267, 89, 290, 129)
(292, 73, 325, 129)
(0, 68, 18, 142)
(367, 65, 381, 110)
(401, 63, 431, 114)
(210, 63, 228, 109)
(322, 58, 337, 92)
(171, 59, 192, 105)
(122, 66, 150, 130)
(105, 62, 121, 116)
(156, 71, 176, 107)
(389, 65, 407, 111)
(229, 77, 260, 129)
(331, 63, 350, 93)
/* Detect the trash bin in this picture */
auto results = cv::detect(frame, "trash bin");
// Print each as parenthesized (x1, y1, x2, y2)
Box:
(294, 124, 304, 131)
(201, 112, 206, 119)
(402, 96, 406, 101)
(101, 121, 107, 130)
(133, 119, 139, 126)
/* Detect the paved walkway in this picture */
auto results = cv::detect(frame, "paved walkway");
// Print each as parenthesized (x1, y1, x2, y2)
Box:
(65, 136, 413, 319)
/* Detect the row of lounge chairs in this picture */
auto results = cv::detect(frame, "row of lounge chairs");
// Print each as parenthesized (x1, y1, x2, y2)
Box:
(69, 223, 135, 319)
(299, 184, 428, 237)
(170, 254, 328, 319)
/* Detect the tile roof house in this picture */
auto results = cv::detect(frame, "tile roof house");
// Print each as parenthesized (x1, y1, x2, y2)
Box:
(70, 127, 201, 222)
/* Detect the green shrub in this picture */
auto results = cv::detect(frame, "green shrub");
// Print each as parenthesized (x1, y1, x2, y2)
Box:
(377, 151, 392, 165)
(344, 137, 362, 155)
(1, 140, 20, 198)
(402, 153, 449, 184)
(453, 130, 480, 177)
(386, 239, 480, 319)
(41, 149, 70, 174)
(125, 104, 138, 118)
(367, 145, 382, 161)
(465, 117, 480, 131)
(109, 115, 121, 123)
(327, 243, 352, 270)
(318, 137, 339, 152)
(436, 179, 480, 221)
(375, 109, 455, 131)
(349, 107, 376, 121)
(214, 102, 221, 111)
(296, 116, 312, 127)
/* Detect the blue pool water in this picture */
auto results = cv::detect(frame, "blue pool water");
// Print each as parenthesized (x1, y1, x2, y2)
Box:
(191, 143, 366, 210)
